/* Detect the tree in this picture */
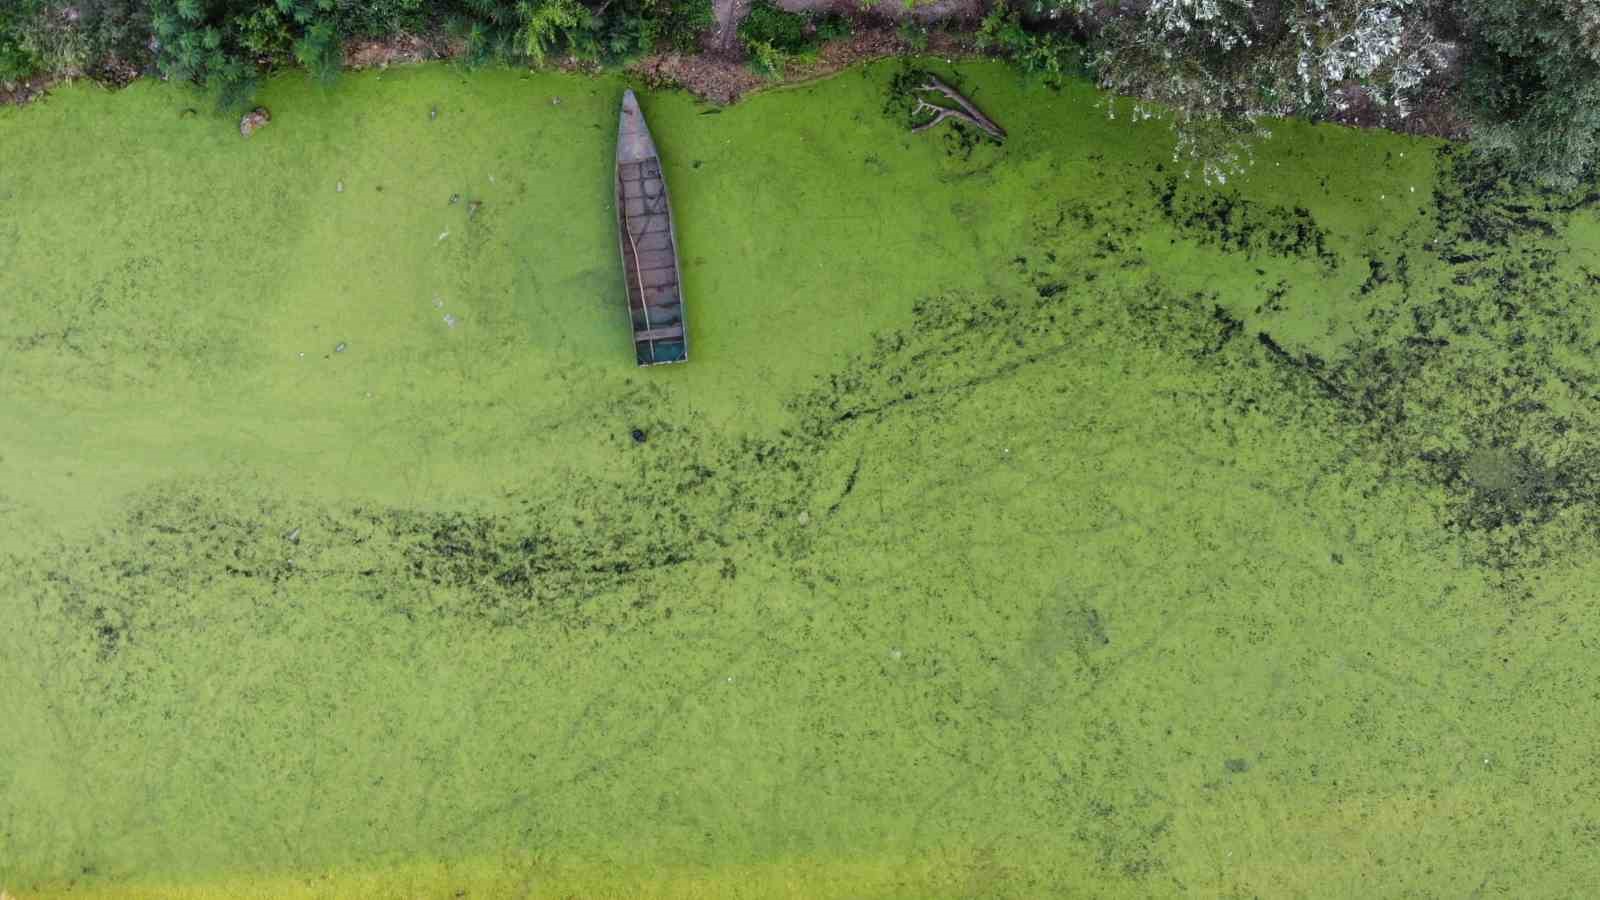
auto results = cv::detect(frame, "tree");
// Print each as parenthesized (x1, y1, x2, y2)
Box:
(1061, 0, 1448, 182)
(1461, 0, 1600, 189)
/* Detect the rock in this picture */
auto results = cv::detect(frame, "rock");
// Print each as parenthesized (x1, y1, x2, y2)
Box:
(631, 428, 647, 444)
(239, 107, 271, 138)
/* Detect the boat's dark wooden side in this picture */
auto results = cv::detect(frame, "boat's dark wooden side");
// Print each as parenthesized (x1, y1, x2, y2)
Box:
(616, 90, 688, 366)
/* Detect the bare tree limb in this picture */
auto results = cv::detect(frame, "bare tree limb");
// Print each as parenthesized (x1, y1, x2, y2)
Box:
(911, 99, 968, 133)
(915, 75, 1006, 140)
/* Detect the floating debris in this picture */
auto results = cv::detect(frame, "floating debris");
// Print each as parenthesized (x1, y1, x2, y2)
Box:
(334, 341, 347, 353)
(432, 295, 445, 309)
(449, 193, 460, 205)
(631, 428, 647, 444)
(429, 105, 438, 121)
(238, 106, 271, 138)
(336, 179, 344, 193)
(551, 96, 562, 106)
(284, 527, 301, 545)
(438, 228, 450, 242)
(443, 313, 459, 328)
(467, 200, 483, 219)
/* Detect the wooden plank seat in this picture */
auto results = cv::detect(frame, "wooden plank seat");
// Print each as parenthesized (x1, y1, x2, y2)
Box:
(634, 324, 685, 341)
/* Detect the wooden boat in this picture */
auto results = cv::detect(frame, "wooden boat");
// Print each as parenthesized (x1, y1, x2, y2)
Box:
(616, 90, 688, 366)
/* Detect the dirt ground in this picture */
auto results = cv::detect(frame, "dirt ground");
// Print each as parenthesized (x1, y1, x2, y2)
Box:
(637, 29, 979, 105)
(711, 0, 752, 53)
(345, 34, 460, 69)
(0, 70, 65, 106)
(776, 0, 987, 23)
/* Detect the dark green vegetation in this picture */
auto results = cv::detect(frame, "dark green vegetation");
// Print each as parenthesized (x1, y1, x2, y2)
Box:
(972, 3, 1083, 86)
(5, 60, 1600, 896)
(1460, 0, 1600, 190)
(0, 0, 712, 104)
(736, 0, 850, 77)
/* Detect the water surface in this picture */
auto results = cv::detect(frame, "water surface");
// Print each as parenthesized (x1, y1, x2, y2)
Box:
(3, 61, 1600, 897)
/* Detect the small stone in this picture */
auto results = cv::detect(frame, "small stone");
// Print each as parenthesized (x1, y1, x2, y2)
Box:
(631, 428, 647, 444)
(334, 341, 347, 353)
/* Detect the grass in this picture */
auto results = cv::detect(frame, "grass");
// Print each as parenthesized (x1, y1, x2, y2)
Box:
(3, 60, 1600, 897)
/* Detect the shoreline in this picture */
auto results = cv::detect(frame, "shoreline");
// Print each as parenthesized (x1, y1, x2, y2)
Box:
(2, 27, 1466, 146)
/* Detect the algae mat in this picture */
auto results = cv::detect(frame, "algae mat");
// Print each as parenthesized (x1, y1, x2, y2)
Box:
(3, 60, 1600, 897)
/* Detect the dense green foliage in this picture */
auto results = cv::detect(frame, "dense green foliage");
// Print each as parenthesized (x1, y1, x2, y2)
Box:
(1461, 0, 1600, 189)
(0, 4, 40, 84)
(973, 2, 1084, 85)
(2, 0, 711, 106)
(737, 0, 850, 77)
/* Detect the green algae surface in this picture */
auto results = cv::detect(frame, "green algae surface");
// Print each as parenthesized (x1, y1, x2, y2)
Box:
(4, 61, 1600, 897)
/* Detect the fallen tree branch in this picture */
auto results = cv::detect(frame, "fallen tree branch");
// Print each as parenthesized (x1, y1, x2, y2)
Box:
(911, 99, 970, 133)
(916, 74, 1006, 140)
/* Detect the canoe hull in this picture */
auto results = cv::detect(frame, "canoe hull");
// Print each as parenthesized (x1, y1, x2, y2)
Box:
(616, 90, 688, 366)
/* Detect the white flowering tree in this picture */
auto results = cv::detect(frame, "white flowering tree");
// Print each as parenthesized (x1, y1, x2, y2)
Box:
(1058, 0, 1447, 182)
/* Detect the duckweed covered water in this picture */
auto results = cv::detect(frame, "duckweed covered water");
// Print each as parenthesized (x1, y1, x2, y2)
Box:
(3, 60, 1600, 897)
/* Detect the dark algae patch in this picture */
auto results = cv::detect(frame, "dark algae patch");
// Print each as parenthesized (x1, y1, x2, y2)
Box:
(5, 62, 1600, 898)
